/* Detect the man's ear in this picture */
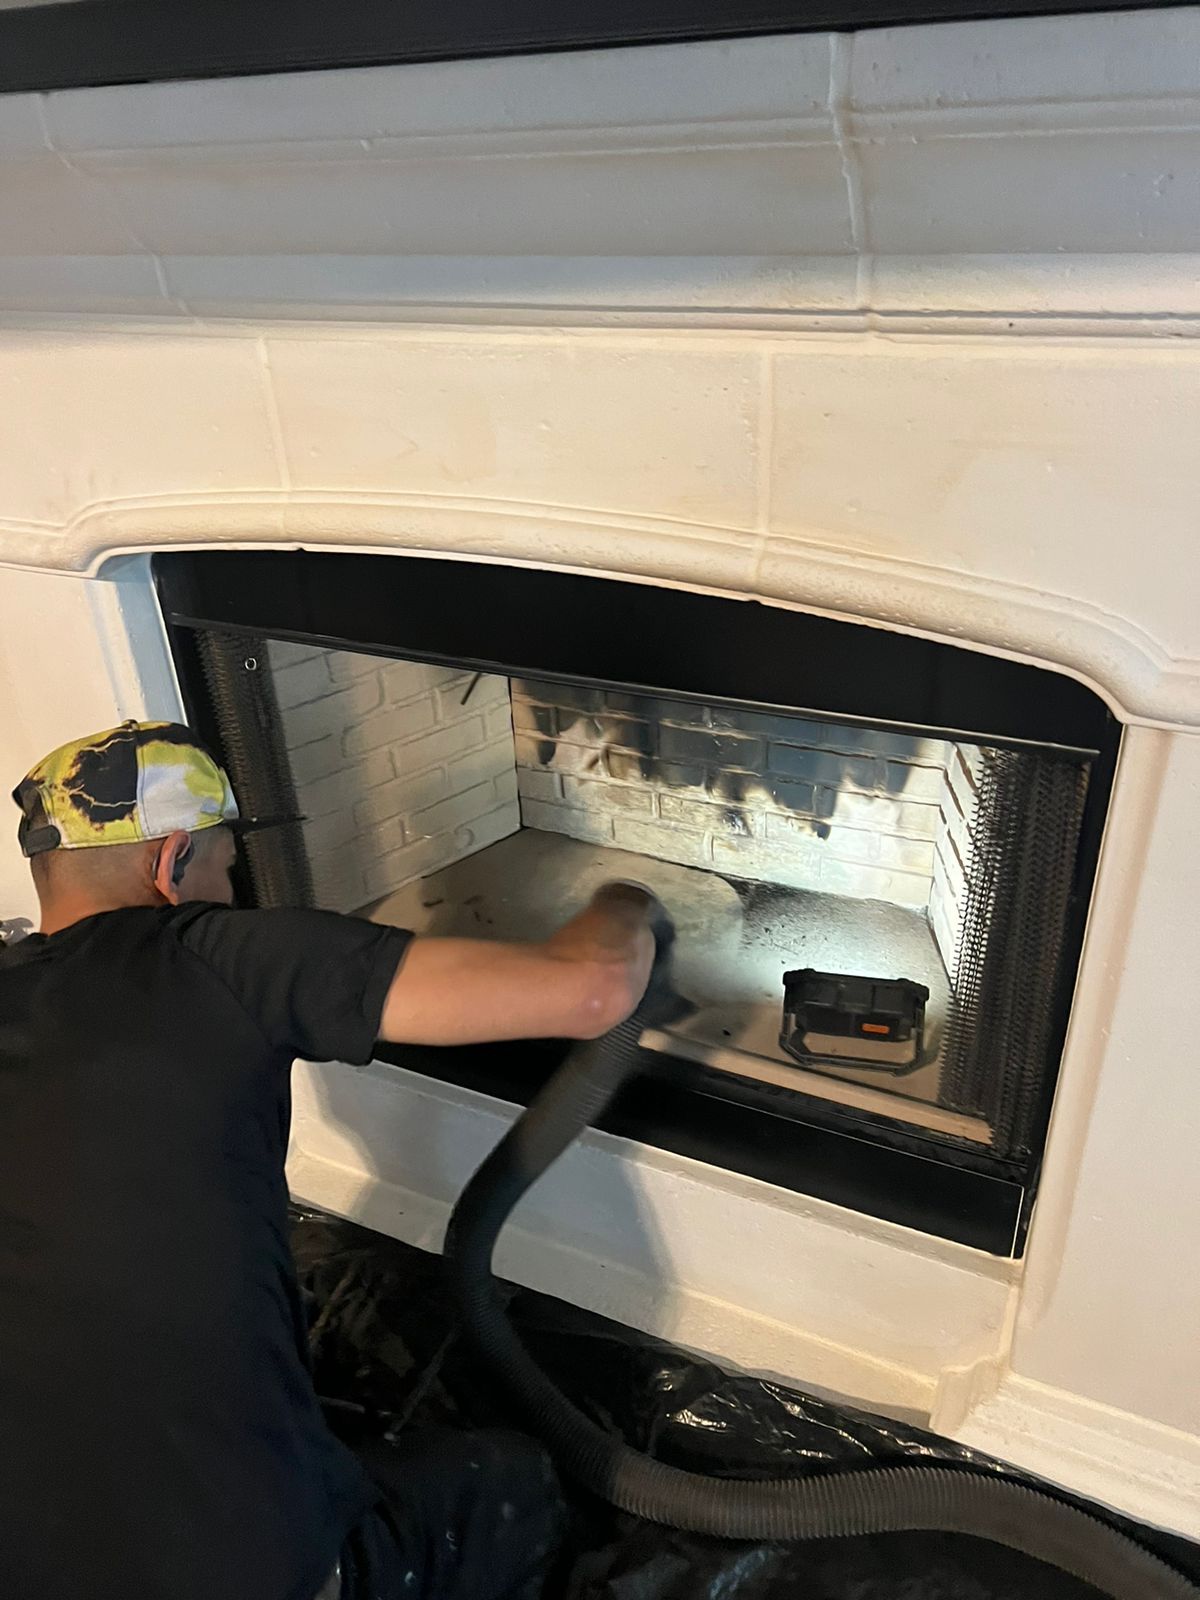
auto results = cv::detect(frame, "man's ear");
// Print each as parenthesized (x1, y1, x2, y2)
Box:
(152, 831, 194, 905)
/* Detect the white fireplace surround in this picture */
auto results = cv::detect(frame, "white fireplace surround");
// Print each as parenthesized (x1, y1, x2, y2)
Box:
(2, 7, 1200, 1542)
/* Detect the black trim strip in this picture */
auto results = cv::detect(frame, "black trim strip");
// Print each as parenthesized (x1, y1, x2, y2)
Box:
(154, 550, 1114, 752)
(0, 0, 1182, 96)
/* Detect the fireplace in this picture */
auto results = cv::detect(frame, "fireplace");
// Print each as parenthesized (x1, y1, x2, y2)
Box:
(156, 549, 1116, 1257)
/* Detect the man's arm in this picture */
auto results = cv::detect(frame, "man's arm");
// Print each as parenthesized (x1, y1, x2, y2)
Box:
(379, 884, 657, 1047)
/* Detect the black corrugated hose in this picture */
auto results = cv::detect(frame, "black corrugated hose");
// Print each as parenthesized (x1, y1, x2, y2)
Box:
(443, 898, 1198, 1600)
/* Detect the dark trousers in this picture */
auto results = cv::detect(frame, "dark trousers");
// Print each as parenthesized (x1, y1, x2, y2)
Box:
(339, 1430, 564, 1600)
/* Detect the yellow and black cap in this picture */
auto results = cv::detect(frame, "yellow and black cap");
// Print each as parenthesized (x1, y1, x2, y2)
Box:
(12, 721, 290, 858)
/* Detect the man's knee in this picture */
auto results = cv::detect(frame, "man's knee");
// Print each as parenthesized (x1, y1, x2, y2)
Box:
(364, 1427, 557, 1509)
(353, 1426, 564, 1600)
(448, 1429, 560, 1515)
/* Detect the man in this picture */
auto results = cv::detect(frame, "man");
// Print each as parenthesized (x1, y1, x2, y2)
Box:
(0, 720, 656, 1600)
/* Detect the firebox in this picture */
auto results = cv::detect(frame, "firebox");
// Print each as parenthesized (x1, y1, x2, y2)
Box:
(154, 551, 1118, 1257)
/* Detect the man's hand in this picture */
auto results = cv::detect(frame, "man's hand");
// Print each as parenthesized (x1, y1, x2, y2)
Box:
(379, 884, 659, 1047)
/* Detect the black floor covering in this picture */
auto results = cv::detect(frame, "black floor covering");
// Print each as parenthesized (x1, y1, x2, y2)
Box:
(293, 1209, 1200, 1600)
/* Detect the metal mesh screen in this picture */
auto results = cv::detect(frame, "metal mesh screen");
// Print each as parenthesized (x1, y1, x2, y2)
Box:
(940, 746, 1090, 1159)
(197, 630, 315, 910)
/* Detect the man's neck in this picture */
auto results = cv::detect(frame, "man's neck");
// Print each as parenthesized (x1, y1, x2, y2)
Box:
(39, 889, 157, 938)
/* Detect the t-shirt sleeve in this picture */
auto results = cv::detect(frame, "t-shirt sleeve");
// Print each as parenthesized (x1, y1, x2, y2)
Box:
(169, 905, 413, 1064)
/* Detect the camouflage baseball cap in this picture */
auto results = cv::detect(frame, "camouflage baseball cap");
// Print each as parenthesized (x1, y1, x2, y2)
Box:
(13, 721, 243, 858)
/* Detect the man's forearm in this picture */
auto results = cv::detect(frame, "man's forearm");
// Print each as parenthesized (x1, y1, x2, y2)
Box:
(379, 898, 655, 1047)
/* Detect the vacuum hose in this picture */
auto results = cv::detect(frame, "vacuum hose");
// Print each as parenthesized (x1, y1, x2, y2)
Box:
(444, 901, 1196, 1600)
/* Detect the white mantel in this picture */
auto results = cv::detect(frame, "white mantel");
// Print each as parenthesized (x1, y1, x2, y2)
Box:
(2, 7, 1200, 1540)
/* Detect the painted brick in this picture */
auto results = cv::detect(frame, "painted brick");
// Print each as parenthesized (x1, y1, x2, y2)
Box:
(310, 859, 369, 916)
(282, 652, 971, 923)
(605, 749, 652, 784)
(362, 832, 460, 905)
(556, 713, 655, 759)
(411, 781, 507, 839)
(302, 809, 360, 857)
(898, 802, 941, 841)
(824, 824, 882, 864)
(624, 692, 694, 723)
(656, 759, 707, 790)
(353, 767, 450, 833)
(658, 792, 755, 836)
(380, 658, 463, 699)
(876, 833, 937, 874)
(275, 644, 520, 913)
(297, 748, 394, 819)
(453, 803, 520, 860)
(366, 810, 407, 857)
(824, 725, 949, 764)
(281, 676, 384, 748)
(530, 684, 606, 716)
(273, 653, 335, 710)
(941, 797, 972, 865)
(930, 896, 961, 976)
(397, 717, 486, 773)
(561, 775, 654, 816)
(658, 725, 765, 770)
(448, 741, 520, 793)
(515, 731, 605, 776)
(614, 816, 713, 868)
(711, 833, 823, 887)
(763, 809, 828, 844)
(932, 844, 965, 904)
(342, 694, 436, 757)
(768, 746, 878, 790)
(435, 672, 510, 722)
(515, 768, 562, 804)
(287, 734, 343, 786)
(707, 706, 827, 742)
(486, 701, 515, 741)
(513, 700, 553, 734)
(325, 649, 390, 689)
(820, 858, 930, 907)
(948, 746, 982, 818)
(710, 835, 771, 880)
(886, 761, 946, 803)
(818, 788, 940, 839)
(519, 797, 614, 845)
(817, 788, 904, 832)
(759, 778, 817, 815)
(817, 825, 934, 877)
(510, 676, 961, 916)
(269, 639, 328, 669)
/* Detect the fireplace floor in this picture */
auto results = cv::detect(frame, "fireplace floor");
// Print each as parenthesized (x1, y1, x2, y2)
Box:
(366, 829, 989, 1146)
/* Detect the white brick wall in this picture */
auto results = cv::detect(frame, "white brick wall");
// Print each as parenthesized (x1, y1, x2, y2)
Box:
(270, 642, 519, 911)
(929, 745, 983, 977)
(511, 680, 951, 910)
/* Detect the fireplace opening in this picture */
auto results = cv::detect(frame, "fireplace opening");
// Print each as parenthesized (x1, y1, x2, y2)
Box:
(156, 550, 1118, 1255)
(265, 645, 1004, 1145)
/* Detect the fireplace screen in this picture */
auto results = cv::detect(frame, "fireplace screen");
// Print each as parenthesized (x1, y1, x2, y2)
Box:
(157, 551, 1117, 1256)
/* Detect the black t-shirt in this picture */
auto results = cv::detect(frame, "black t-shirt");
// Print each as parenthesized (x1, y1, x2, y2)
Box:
(0, 903, 412, 1600)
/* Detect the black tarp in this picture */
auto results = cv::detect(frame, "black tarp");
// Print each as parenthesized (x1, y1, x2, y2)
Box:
(292, 1209, 1200, 1600)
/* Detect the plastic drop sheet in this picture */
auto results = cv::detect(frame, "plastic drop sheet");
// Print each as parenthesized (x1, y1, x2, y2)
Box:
(291, 1209, 1200, 1600)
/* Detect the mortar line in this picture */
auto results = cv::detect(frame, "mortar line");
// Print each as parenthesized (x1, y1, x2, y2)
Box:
(754, 350, 774, 544)
(828, 33, 869, 310)
(34, 93, 189, 314)
(257, 336, 293, 494)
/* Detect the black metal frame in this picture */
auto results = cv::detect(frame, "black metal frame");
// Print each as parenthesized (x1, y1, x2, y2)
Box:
(154, 549, 1120, 1256)
(0, 0, 1180, 96)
